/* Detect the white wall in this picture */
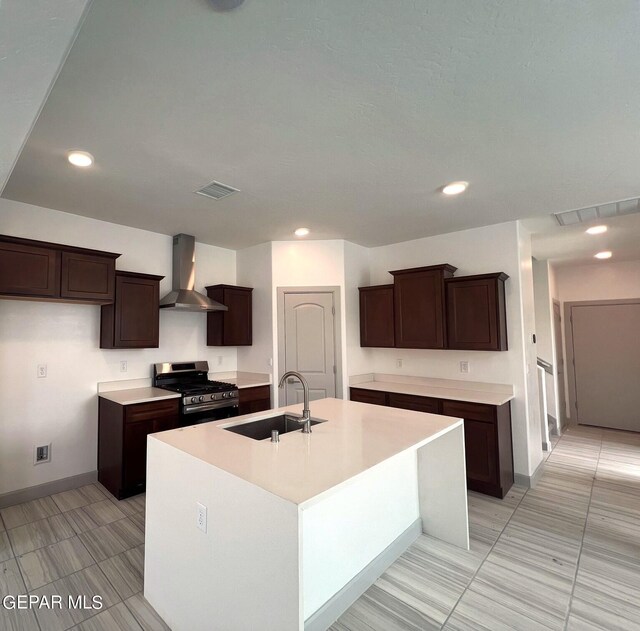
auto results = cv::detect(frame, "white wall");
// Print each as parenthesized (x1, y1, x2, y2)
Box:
(555, 259, 640, 303)
(236, 242, 274, 405)
(0, 199, 236, 495)
(532, 259, 560, 427)
(344, 241, 373, 378)
(271, 240, 348, 405)
(516, 224, 543, 470)
(365, 222, 542, 477)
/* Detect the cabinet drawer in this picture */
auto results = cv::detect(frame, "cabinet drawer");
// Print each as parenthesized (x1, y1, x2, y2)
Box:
(442, 400, 495, 422)
(388, 392, 441, 414)
(125, 399, 179, 423)
(350, 388, 388, 406)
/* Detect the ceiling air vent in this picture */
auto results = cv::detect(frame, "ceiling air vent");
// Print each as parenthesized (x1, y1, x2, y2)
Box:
(194, 180, 239, 201)
(553, 196, 640, 226)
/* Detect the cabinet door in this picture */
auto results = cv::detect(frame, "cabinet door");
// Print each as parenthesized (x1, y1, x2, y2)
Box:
(122, 419, 156, 492)
(350, 388, 388, 406)
(391, 266, 454, 349)
(60, 251, 115, 302)
(0, 241, 60, 298)
(238, 385, 271, 415)
(359, 285, 394, 347)
(207, 285, 253, 346)
(113, 274, 160, 348)
(222, 287, 252, 346)
(388, 392, 441, 414)
(445, 274, 508, 351)
(463, 419, 498, 487)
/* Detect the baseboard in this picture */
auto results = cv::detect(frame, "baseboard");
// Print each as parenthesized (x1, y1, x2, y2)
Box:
(0, 471, 98, 509)
(514, 459, 545, 489)
(304, 518, 422, 631)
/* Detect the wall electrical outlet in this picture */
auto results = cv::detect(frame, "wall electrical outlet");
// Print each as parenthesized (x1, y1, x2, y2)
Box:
(37, 364, 47, 378)
(34, 444, 51, 465)
(120, 361, 127, 373)
(396, 359, 403, 368)
(459, 361, 470, 374)
(217, 356, 223, 366)
(196, 502, 207, 533)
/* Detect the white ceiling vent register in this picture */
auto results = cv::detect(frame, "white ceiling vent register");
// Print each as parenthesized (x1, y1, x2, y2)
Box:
(195, 180, 240, 200)
(553, 197, 640, 226)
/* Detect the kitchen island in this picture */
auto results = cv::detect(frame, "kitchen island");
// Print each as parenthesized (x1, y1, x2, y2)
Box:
(144, 398, 468, 631)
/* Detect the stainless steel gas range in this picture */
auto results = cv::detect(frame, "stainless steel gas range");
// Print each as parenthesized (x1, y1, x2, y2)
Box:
(153, 361, 239, 426)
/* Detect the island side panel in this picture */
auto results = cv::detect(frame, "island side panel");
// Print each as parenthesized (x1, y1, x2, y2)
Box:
(145, 437, 302, 631)
(301, 448, 420, 621)
(417, 422, 469, 549)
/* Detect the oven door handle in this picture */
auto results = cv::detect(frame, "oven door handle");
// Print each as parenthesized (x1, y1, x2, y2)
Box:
(183, 400, 239, 415)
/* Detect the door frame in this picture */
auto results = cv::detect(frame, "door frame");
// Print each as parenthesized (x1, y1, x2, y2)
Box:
(564, 298, 640, 425)
(552, 299, 565, 431)
(276, 286, 344, 406)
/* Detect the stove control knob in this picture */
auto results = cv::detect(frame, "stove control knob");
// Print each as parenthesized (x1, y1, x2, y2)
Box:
(198, 395, 205, 402)
(191, 397, 197, 404)
(210, 394, 216, 401)
(222, 392, 228, 398)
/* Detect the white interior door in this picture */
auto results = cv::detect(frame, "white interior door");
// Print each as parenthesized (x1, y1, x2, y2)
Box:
(571, 302, 640, 431)
(282, 292, 336, 405)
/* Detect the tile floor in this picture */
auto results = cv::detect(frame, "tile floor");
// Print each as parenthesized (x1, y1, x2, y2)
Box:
(332, 424, 640, 631)
(0, 485, 165, 631)
(0, 423, 638, 630)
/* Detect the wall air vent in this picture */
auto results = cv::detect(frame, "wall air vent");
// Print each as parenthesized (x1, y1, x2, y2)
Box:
(553, 196, 640, 226)
(194, 180, 239, 201)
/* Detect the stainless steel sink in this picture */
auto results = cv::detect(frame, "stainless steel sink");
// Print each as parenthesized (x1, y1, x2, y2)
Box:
(223, 414, 325, 441)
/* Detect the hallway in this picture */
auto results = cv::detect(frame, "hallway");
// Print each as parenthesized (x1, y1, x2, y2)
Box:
(332, 424, 640, 630)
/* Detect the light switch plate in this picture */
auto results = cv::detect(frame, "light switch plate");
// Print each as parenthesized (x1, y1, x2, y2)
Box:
(196, 502, 207, 533)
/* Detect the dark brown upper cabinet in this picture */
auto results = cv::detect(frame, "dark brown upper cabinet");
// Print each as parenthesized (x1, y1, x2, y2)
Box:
(0, 235, 120, 304)
(359, 285, 395, 347)
(206, 284, 253, 346)
(101, 271, 164, 349)
(445, 273, 508, 351)
(390, 264, 457, 349)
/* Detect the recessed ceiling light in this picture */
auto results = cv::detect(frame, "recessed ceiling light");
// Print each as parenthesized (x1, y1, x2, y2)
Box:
(67, 151, 94, 167)
(594, 251, 612, 259)
(442, 181, 468, 196)
(294, 228, 310, 237)
(586, 225, 607, 235)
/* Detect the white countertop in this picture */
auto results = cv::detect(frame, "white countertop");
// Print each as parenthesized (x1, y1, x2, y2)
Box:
(350, 373, 514, 406)
(213, 372, 271, 389)
(98, 387, 181, 406)
(150, 397, 462, 507)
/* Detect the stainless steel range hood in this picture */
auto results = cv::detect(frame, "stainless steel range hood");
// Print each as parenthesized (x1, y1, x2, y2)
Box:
(159, 234, 228, 312)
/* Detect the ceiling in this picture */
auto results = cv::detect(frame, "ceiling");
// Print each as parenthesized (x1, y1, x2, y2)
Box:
(0, 0, 88, 190)
(4, 0, 640, 254)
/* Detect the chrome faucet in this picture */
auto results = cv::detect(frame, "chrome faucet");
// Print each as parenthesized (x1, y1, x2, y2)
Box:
(278, 371, 312, 433)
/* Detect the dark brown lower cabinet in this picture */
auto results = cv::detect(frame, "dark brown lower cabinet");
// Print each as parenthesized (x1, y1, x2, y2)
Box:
(387, 392, 441, 414)
(238, 385, 271, 415)
(349, 388, 389, 406)
(349, 387, 514, 498)
(98, 397, 179, 499)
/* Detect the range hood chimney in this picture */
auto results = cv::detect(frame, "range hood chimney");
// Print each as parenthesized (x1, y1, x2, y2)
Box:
(159, 234, 228, 312)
